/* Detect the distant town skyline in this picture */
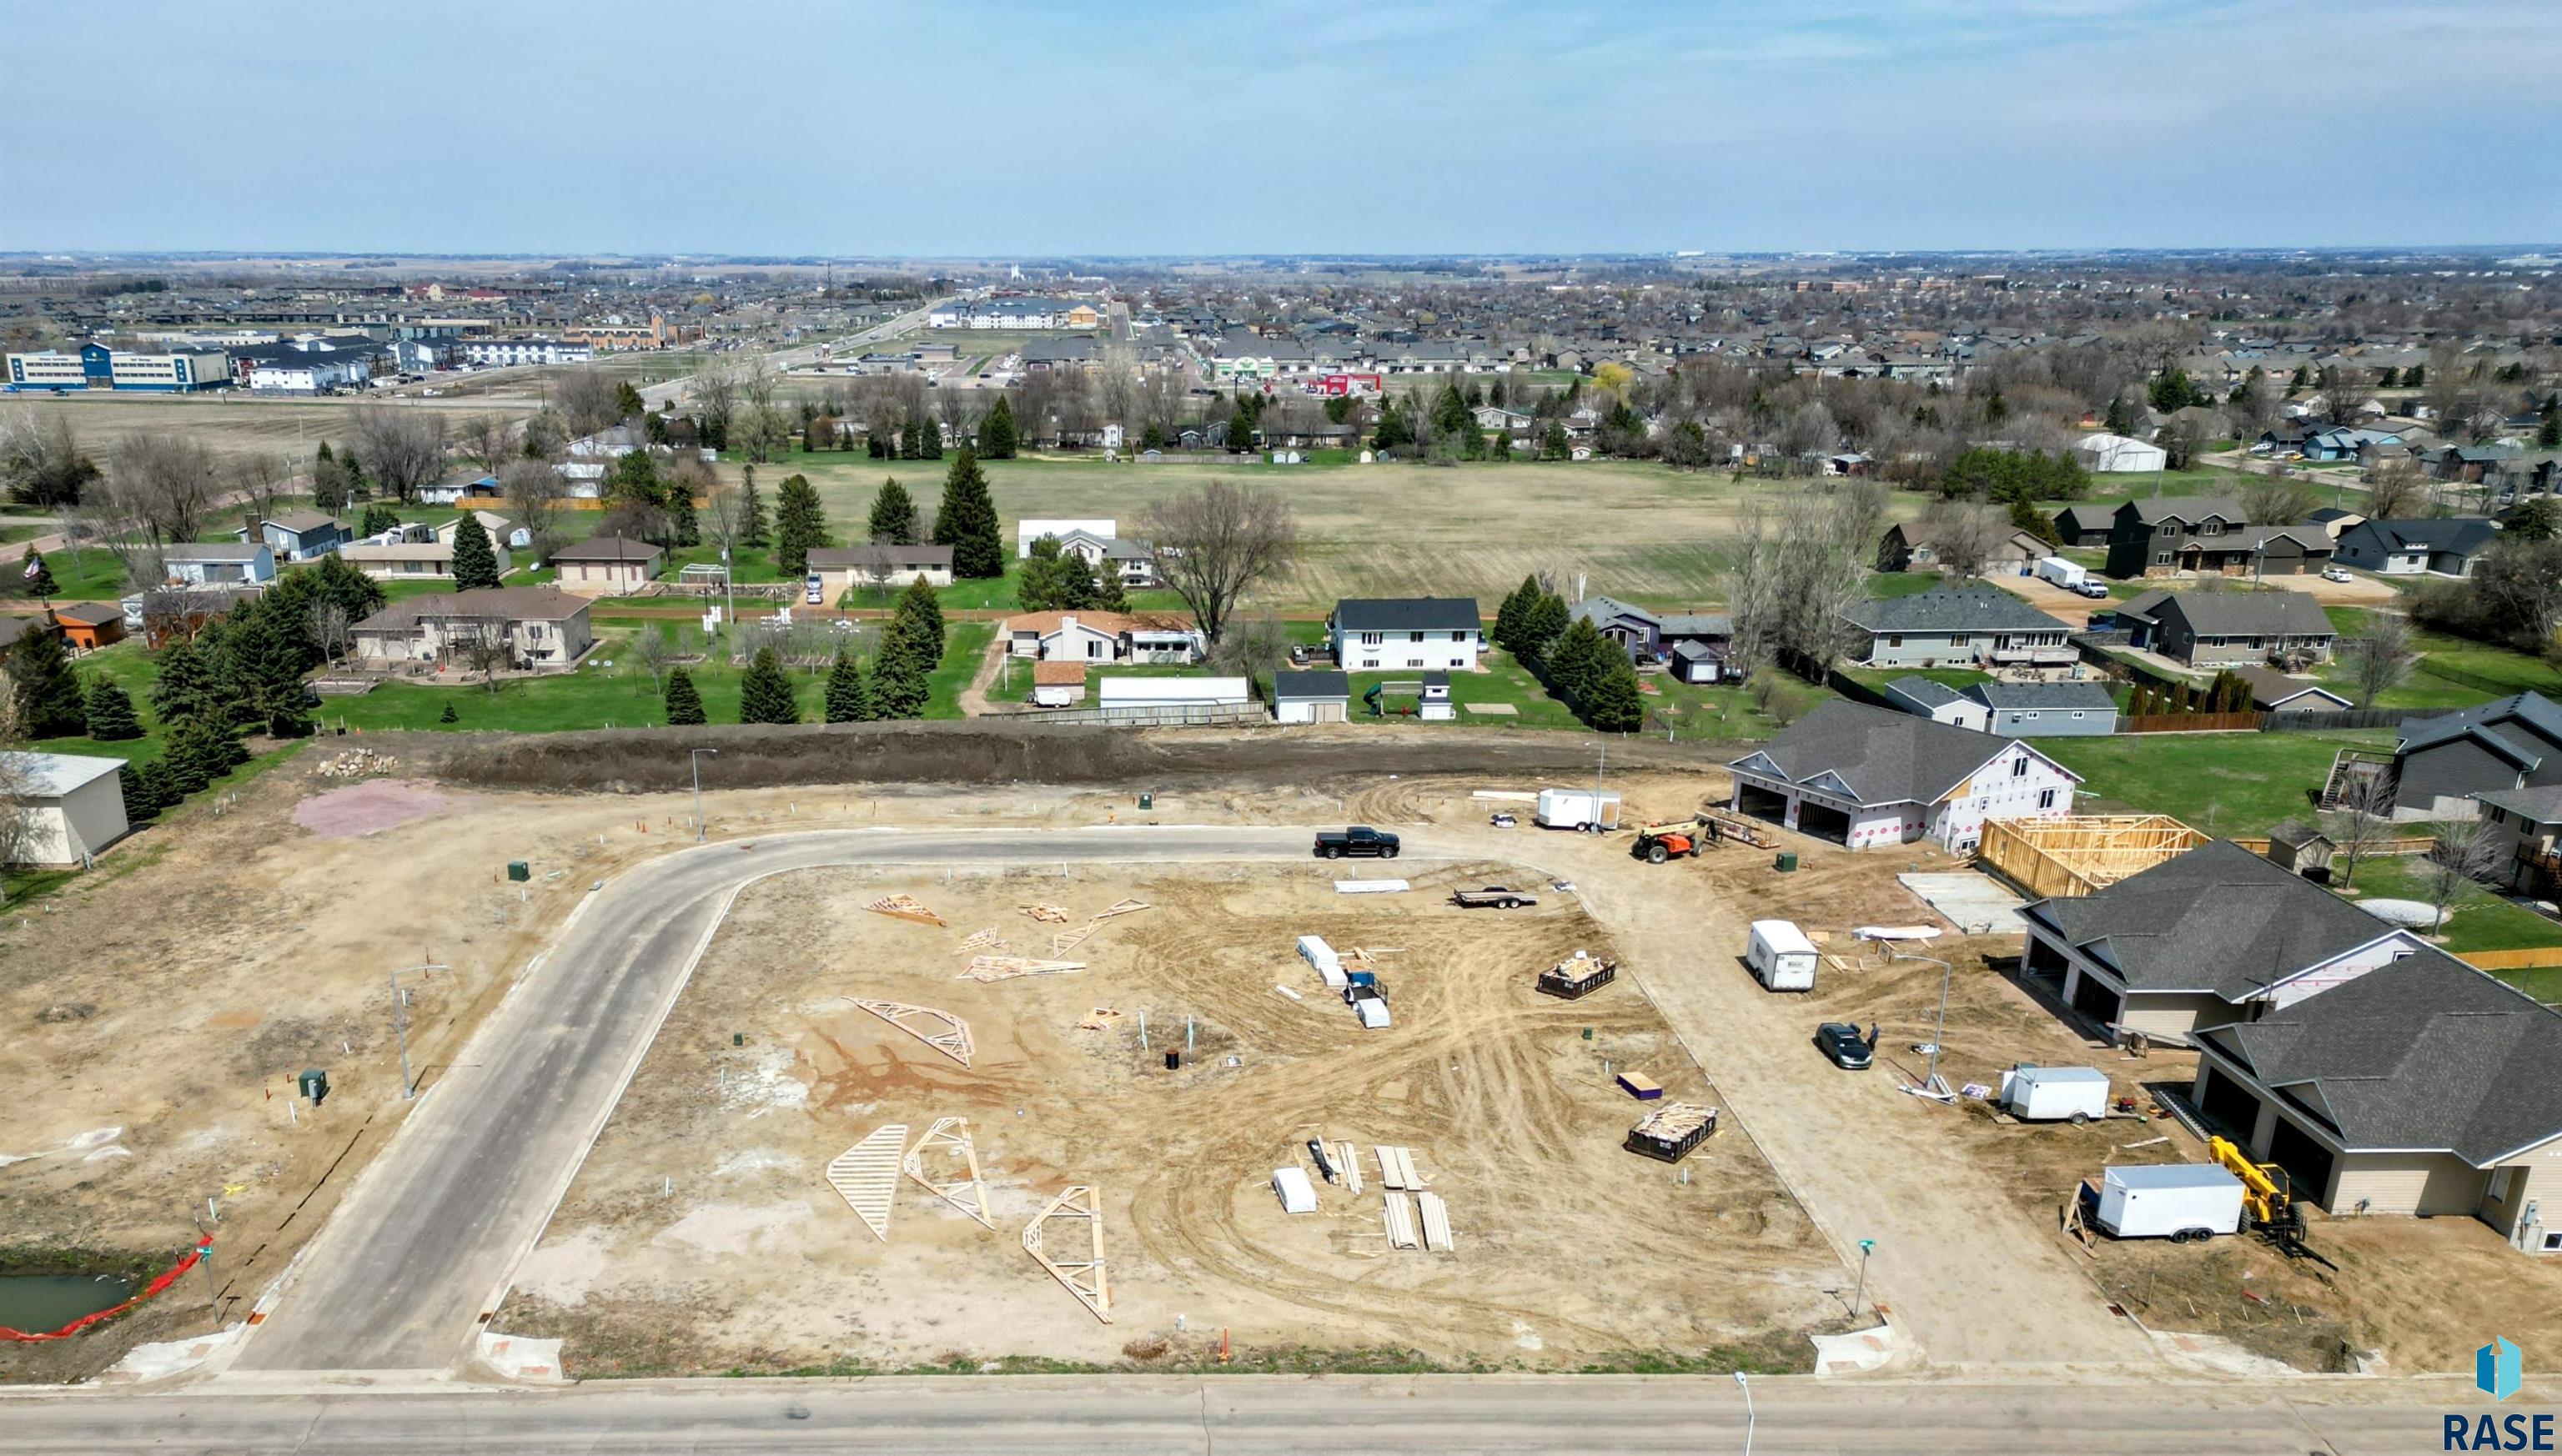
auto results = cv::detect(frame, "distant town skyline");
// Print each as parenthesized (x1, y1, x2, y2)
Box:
(3, 0, 2558, 256)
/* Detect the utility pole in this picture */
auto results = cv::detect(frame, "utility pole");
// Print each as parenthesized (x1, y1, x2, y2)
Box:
(388, 961, 448, 1101)
(1891, 950, 1955, 1098)
(691, 747, 720, 843)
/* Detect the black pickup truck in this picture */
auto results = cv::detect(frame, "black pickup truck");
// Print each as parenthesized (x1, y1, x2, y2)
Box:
(1314, 826, 1400, 860)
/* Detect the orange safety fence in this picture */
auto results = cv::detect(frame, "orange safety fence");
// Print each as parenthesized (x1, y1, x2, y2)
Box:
(0, 1238, 213, 1342)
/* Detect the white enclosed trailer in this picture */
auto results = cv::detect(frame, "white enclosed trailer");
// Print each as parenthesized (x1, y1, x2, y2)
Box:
(1745, 919, 1819, 992)
(2001, 1065, 2112, 1122)
(2035, 555, 2087, 589)
(1535, 788, 1623, 831)
(2092, 1163, 2245, 1242)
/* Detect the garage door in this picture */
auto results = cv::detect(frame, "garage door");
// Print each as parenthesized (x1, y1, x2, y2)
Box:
(1736, 784, 1790, 825)
(1795, 801, 1851, 844)
(2195, 1065, 2260, 1139)
(2265, 1118, 2337, 1208)
(2070, 972, 2122, 1026)
(1314, 702, 1344, 723)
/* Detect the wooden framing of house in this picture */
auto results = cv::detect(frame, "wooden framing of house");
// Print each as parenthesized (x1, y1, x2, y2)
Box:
(903, 1117, 992, 1229)
(1021, 1184, 1112, 1323)
(958, 956, 1087, 982)
(851, 998, 975, 1067)
(826, 1123, 908, 1241)
(867, 894, 947, 926)
(1977, 815, 2208, 900)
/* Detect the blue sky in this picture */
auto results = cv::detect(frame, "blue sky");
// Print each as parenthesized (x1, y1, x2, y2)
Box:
(3, 0, 2556, 255)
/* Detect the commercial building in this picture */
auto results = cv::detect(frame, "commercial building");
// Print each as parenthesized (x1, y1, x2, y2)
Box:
(6, 342, 231, 392)
(461, 339, 596, 368)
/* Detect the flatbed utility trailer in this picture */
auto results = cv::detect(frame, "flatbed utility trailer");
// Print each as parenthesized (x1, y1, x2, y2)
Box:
(1537, 951, 1617, 999)
(1450, 886, 1539, 910)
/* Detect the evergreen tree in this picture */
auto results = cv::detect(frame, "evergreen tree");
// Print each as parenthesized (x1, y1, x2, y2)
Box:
(119, 763, 159, 825)
(439, 700, 459, 724)
(663, 667, 706, 725)
(772, 474, 829, 578)
(1541, 422, 1570, 460)
(2539, 399, 2560, 449)
(1017, 535, 1073, 610)
(449, 512, 503, 591)
(668, 486, 701, 548)
(1372, 398, 1413, 453)
(359, 503, 402, 537)
(2103, 394, 2135, 434)
(20, 550, 58, 598)
(149, 636, 218, 725)
(163, 716, 244, 796)
(2010, 496, 2060, 545)
(739, 465, 769, 547)
(137, 758, 180, 816)
(736, 646, 800, 724)
(232, 604, 314, 737)
(1519, 590, 1570, 667)
(1494, 576, 1536, 655)
(7, 621, 86, 736)
(1489, 429, 1514, 461)
(1581, 656, 1645, 734)
(917, 414, 944, 460)
(932, 449, 1005, 579)
(868, 630, 930, 720)
(1545, 616, 1612, 706)
(980, 394, 1020, 459)
(1086, 556, 1128, 612)
(867, 477, 917, 544)
(613, 381, 646, 419)
(2148, 367, 2199, 413)
(83, 676, 143, 741)
(823, 650, 871, 722)
(894, 575, 946, 667)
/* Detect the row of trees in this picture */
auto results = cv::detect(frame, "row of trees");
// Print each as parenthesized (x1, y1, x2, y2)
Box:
(663, 575, 950, 726)
(1489, 577, 1644, 732)
(1017, 535, 1128, 613)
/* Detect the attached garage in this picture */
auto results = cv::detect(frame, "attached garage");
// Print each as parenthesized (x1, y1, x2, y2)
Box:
(1735, 782, 1791, 826)
(2069, 970, 2124, 1027)
(2194, 1064, 2260, 1140)
(2263, 1118, 2338, 1208)
(1794, 800, 1852, 845)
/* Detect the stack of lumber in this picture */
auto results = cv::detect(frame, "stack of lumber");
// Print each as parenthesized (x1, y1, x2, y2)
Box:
(957, 955, 1087, 983)
(1417, 1191, 1455, 1253)
(1382, 1192, 1420, 1250)
(867, 894, 947, 926)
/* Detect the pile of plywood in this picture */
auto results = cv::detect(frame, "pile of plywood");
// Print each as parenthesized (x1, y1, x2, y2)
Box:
(957, 955, 1086, 983)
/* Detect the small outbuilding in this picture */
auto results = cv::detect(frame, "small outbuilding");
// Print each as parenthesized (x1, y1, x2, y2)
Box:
(1030, 660, 1088, 708)
(2263, 821, 2337, 882)
(1, 751, 130, 867)
(1271, 670, 1351, 724)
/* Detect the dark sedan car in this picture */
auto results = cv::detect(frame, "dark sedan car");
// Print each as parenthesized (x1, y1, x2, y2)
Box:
(1814, 1022, 1874, 1070)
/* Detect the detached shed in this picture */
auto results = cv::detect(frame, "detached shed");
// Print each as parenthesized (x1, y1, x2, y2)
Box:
(2263, 821, 2337, 882)
(1, 751, 130, 867)
(1272, 670, 1351, 724)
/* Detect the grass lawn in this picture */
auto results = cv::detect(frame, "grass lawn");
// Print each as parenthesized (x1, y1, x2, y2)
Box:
(2325, 607, 2561, 704)
(9, 547, 127, 600)
(1866, 571, 1943, 600)
(2041, 728, 2394, 839)
(2333, 856, 2562, 958)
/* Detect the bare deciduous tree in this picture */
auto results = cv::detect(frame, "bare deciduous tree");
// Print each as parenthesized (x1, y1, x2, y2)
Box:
(690, 355, 741, 444)
(447, 608, 517, 691)
(2240, 473, 2320, 529)
(229, 452, 293, 530)
(554, 369, 623, 440)
(305, 599, 353, 665)
(350, 407, 448, 505)
(1204, 611, 1290, 684)
(1914, 499, 2008, 579)
(500, 458, 565, 564)
(458, 414, 518, 475)
(2318, 776, 2395, 890)
(1141, 480, 1298, 645)
(2362, 459, 2430, 520)
(2421, 817, 2504, 936)
(628, 623, 676, 695)
(2339, 615, 2413, 708)
(1731, 478, 1887, 677)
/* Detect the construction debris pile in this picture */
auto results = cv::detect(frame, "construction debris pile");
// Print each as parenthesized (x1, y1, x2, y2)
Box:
(314, 747, 399, 780)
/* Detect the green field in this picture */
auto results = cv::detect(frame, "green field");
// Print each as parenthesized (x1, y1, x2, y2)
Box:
(2041, 729, 2394, 839)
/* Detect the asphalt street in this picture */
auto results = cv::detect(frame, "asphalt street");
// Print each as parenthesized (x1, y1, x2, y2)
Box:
(230, 827, 1339, 1373)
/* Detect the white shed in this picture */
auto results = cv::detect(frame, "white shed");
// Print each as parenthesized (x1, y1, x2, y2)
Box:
(2, 752, 130, 866)
(2072, 431, 2168, 473)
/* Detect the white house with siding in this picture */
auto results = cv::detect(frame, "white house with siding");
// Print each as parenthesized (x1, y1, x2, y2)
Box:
(1725, 700, 2077, 852)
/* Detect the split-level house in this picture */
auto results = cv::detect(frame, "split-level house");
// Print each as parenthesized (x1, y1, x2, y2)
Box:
(1725, 700, 2077, 852)
(1329, 598, 1483, 673)
(2110, 590, 2337, 668)
(1565, 595, 1735, 681)
(350, 586, 594, 670)
(1002, 610, 1203, 665)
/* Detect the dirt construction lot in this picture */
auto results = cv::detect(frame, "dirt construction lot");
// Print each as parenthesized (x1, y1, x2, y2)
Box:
(498, 859, 1844, 1374)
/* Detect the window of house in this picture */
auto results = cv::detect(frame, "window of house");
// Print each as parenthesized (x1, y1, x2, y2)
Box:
(1950, 635, 1969, 648)
(2038, 789, 2057, 810)
(2011, 758, 2029, 777)
(2161, 524, 2177, 536)
(2071, 710, 2086, 720)
(1360, 631, 1383, 646)
(2022, 711, 2040, 720)
(2155, 552, 2171, 565)
(1886, 635, 1903, 647)
(1409, 631, 1425, 643)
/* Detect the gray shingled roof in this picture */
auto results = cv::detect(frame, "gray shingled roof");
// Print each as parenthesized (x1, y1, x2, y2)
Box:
(2397, 692, 2562, 768)
(1568, 595, 1657, 630)
(1729, 700, 2041, 806)
(2212, 950, 2562, 1162)
(2344, 517, 2500, 555)
(1334, 597, 1480, 632)
(2478, 784, 2562, 824)
(2153, 591, 2335, 638)
(1883, 676, 1965, 710)
(2025, 840, 2395, 998)
(2124, 495, 2247, 526)
(2229, 665, 2348, 710)
(1271, 670, 1349, 700)
(1840, 585, 2074, 635)
(1971, 681, 2117, 711)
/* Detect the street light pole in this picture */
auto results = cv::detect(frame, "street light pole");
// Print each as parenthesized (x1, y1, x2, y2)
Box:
(691, 747, 720, 843)
(389, 961, 449, 1101)
(1734, 1371, 1755, 1456)
(1852, 1238, 1876, 1320)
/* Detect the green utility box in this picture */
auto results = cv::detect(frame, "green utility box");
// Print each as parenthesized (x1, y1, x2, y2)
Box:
(1138, 792, 1154, 811)
(1774, 851, 1799, 872)
(299, 1068, 329, 1104)
(507, 861, 531, 882)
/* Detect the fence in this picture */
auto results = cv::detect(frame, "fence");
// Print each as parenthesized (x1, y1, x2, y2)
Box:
(2122, 711, 2261, 734)
(2414, 659, 2532, 696)
(2456, 946, 2562, 972)
(982, 702, 1268, 729)
(2258, 707, 2423, 732)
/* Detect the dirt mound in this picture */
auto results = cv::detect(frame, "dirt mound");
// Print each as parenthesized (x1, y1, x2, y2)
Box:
(387, 722, 1744, 796)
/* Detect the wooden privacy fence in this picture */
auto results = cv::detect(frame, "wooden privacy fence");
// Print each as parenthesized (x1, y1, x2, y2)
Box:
(2259, 707, 2425, 732)
(2232, 836, 2435, 857)
(2122, 711, 2262, 734)
(2457, 946, 2562, 972)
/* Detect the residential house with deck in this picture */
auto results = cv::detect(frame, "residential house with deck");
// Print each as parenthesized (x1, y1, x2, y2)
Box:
(2332, 518, 2500, 578)
(240, 511, 351, 562)
(1837, 585, 2077, 671)
(2387, 693, 2562, 820)
(160, 543, 275, 587)
(1565, 595, 1735, 681)
(2109, 590, 2337, 668)
(1725, 700, 2077, 852)
(1002, 610, 1203, 665)
(350, 587, 594, 670)
(1329, 598, 1483, 673)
